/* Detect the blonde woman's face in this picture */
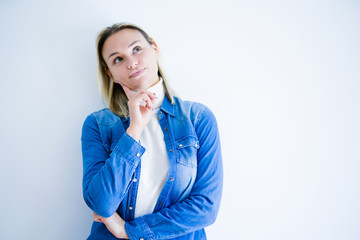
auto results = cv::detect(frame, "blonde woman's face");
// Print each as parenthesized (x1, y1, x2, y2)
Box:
(102, 29, 159, 91)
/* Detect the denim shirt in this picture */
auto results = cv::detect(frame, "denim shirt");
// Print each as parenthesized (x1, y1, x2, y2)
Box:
(81, 96, 223, 240)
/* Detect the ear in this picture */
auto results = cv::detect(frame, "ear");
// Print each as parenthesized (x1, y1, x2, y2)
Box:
(105, 68, 115, 82)
(152, 41, 159, 54)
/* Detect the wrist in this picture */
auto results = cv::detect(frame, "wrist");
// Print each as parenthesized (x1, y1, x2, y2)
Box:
(126, 125, 142, 142)
(114, 219, 128, 239)
(122, 223, 129, 239)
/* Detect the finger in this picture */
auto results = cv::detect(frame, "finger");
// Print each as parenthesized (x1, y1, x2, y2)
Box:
(127, 90, 155, 111)
(134, 92, 151, 104)
(137, 89, 156, 102)
(144, 99, 154, 110)
(137, 93, 154, 110)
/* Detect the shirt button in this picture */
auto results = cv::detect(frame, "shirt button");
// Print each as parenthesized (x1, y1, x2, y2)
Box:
(169, 177, 174, 181)
(159, 111, 162, 115)
(133, 178, 138, 182)
(169, 149, 173, 152)
(159, 202, 163, 206)
(164, 128, 168, 131)
(178, 144, 183, 147)
(136, 153, 140, 157)
(129, 206, 133, 210)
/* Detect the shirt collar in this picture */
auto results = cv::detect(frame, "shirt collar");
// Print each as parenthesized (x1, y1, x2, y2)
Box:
(160, 94, 176, 117)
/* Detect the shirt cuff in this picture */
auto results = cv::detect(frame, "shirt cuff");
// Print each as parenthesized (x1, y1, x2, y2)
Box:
(112, 131, 146, 165)
(125, 217, 154, 240)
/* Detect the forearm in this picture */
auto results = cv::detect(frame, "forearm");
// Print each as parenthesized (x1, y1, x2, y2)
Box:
(83, 131, 145, 217)
(83, 155, 137, 217)
(125, 193, 221, 239)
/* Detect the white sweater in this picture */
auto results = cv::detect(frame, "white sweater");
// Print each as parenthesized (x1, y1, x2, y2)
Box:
(134, 79, 169, 218)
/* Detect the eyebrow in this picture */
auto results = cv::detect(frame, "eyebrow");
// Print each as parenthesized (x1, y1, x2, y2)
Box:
(107, 40, 141, 60)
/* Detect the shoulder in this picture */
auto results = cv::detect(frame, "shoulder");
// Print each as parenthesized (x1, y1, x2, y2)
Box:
(173, 97, 215, 123)
(173, 97, 220, 147)
(83, 108, 123, 127)
(81, 108, 127, 143)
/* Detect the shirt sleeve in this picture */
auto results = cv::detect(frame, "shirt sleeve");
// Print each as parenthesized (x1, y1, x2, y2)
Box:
(124, 106, 223, 240)
(81, 113, 145, 217)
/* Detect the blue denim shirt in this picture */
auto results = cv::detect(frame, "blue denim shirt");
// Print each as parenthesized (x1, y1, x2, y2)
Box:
(81, 96, 223, 240)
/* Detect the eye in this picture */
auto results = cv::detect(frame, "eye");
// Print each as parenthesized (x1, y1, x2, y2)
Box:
(114, 57, 123, 64)
(133, 46, 142, 53)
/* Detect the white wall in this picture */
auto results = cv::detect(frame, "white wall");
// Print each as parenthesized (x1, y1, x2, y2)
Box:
(0, 0, 359, 239)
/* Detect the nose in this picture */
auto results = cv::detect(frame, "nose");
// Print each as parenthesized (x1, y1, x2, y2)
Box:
(127, 58, 138, 70)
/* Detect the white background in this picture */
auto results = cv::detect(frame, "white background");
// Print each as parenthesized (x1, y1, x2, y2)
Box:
(0, 0, 359, 239)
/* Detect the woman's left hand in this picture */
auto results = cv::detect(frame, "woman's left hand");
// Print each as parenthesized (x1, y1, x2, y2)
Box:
(93, 212, 129, 239)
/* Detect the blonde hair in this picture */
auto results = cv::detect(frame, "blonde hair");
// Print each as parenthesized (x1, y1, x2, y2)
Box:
(96, 22, 175, 117)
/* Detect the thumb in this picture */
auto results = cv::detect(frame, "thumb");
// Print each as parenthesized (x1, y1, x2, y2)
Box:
(119, 82, 133, 99)
(93, 212, 102, 222)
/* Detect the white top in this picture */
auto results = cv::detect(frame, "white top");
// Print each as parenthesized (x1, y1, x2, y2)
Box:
(134, 78, 169, 218)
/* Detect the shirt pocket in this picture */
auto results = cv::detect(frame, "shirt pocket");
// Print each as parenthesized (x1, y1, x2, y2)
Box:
(175, 135, 199, 168)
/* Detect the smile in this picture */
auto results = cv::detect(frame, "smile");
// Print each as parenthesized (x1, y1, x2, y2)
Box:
(130, 68, 145, 78)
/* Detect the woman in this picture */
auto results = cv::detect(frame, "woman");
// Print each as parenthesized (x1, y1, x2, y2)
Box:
(81, 23, 223, 240)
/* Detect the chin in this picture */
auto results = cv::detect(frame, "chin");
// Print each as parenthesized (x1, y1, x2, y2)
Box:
(128, 73, 159, 90)
(131, 83, 150, 91)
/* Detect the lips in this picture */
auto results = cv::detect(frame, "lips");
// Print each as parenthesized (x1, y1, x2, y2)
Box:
(130, 68, 145, 78)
